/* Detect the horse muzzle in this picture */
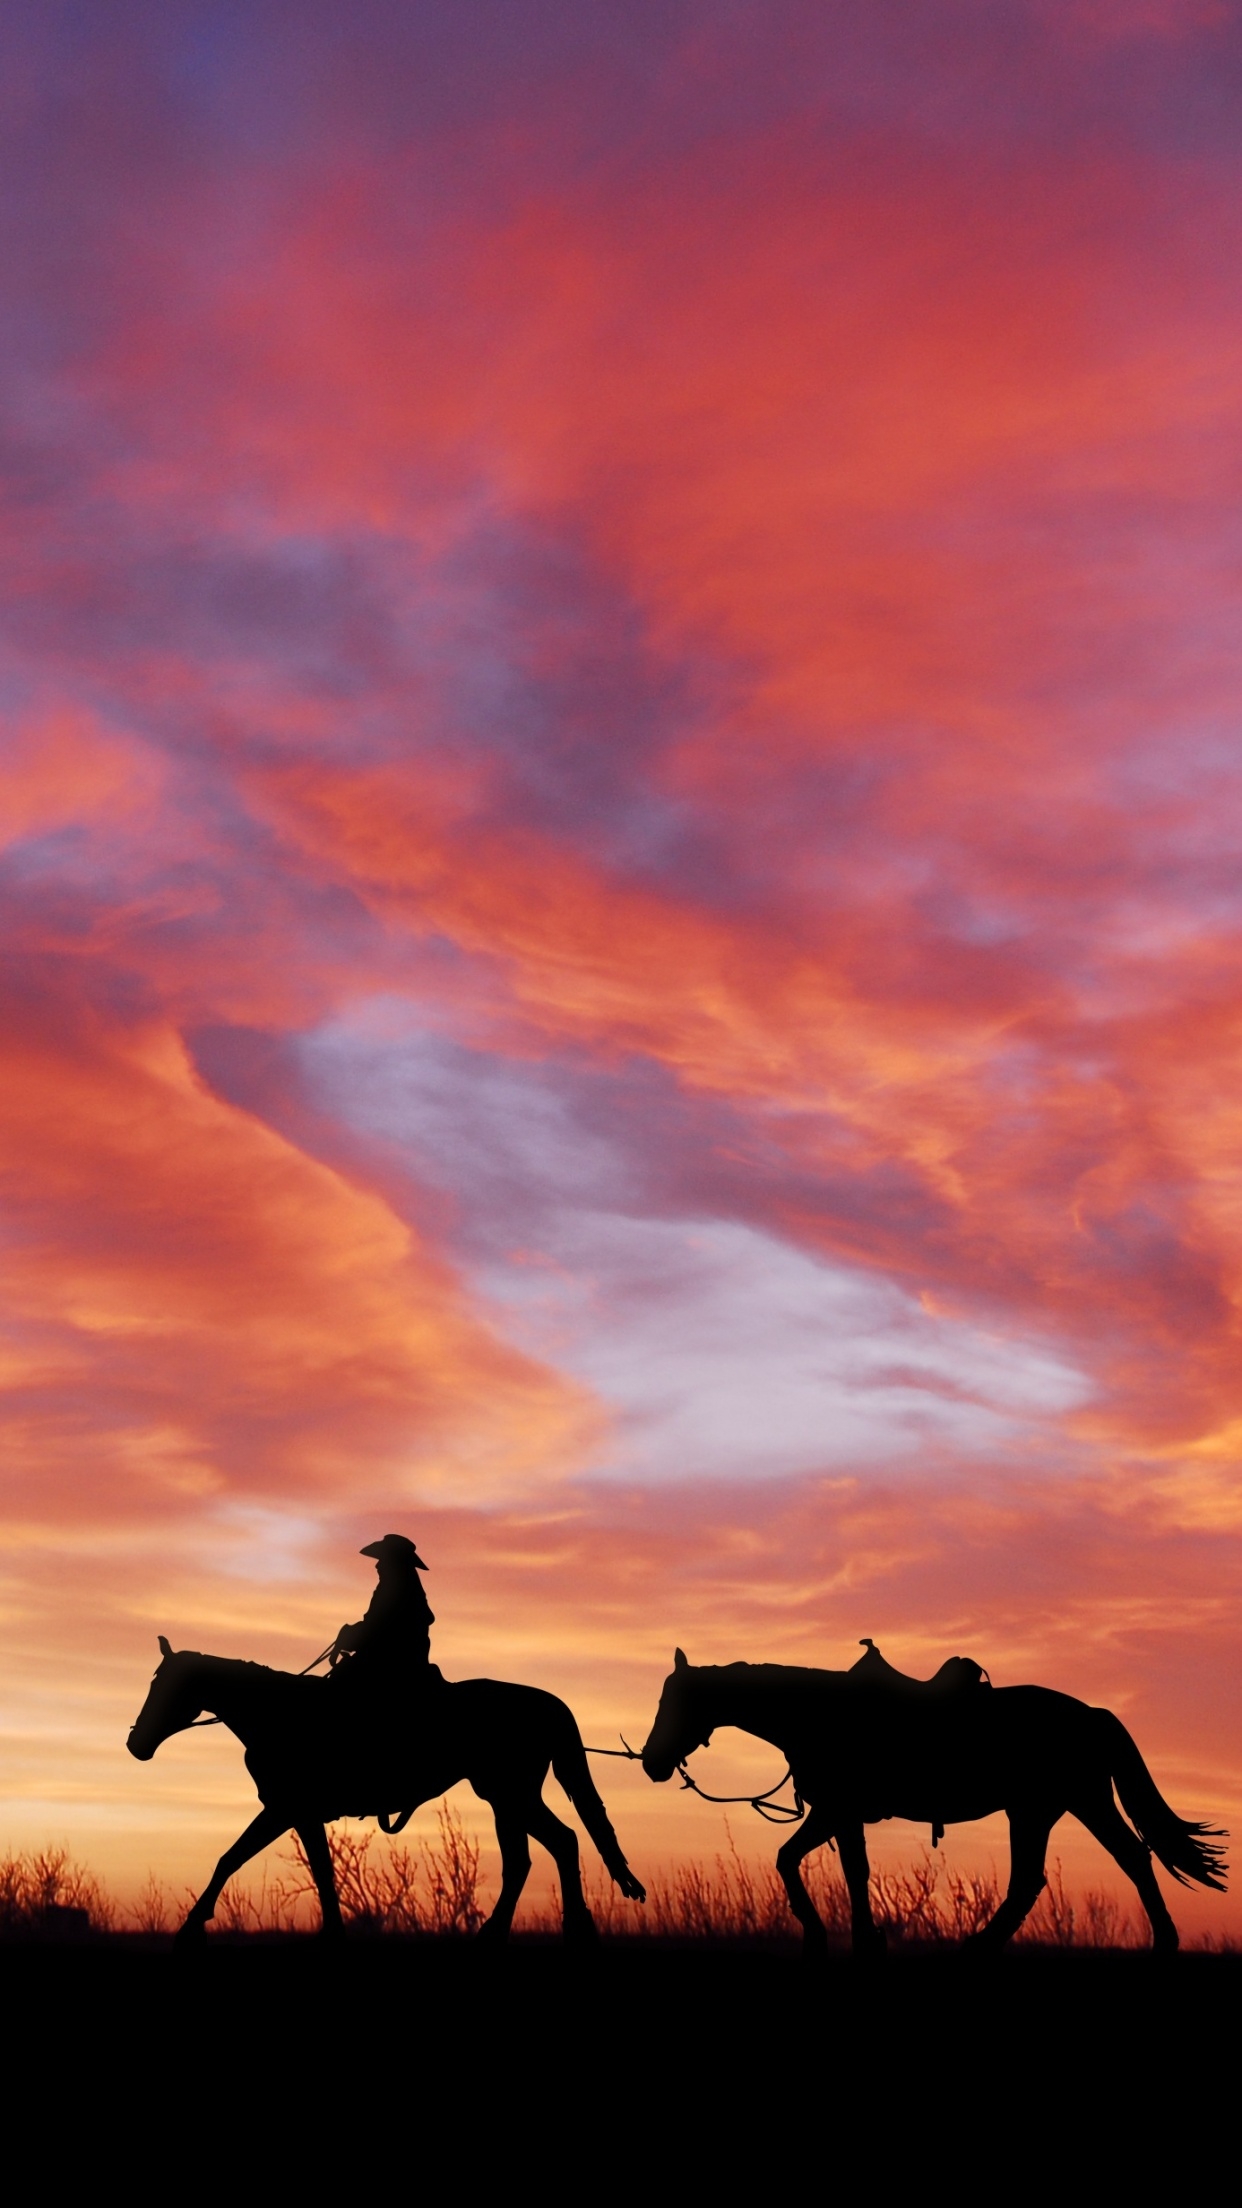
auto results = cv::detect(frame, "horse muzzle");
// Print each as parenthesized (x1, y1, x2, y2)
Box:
(127, 1728, 155, 1761)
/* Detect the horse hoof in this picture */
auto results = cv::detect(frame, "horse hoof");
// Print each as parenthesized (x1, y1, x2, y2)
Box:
(562, 1912, 599, 1947)
(958, 1930, 1003, 1962)
(173, 1917, 208, 1946)
(851, 1929, 888, 1964)
(475, 1916, 510, 1946)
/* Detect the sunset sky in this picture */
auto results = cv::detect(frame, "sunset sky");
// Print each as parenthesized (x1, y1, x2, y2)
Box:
(2, 0, 1240, 1930)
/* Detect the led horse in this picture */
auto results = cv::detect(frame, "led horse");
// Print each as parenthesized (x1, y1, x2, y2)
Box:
(641, 1647, 1226, 1955)
(129, 1639, 645, 1941)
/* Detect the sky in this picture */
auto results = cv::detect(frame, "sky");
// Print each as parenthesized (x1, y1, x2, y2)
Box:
(2, 0, 1240, 1930)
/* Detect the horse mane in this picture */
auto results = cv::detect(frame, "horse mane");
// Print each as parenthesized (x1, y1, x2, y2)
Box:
(698, 1662, 849, 1691)
(172, 1652, 278, 1681)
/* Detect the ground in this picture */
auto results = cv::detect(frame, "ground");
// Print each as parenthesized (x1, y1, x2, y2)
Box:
(2, 1939, 1235, 2180)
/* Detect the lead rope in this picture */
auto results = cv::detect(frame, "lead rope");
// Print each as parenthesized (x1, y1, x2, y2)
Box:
(674, 1760, 805, 1825)
(584, 1736, 807, 1827)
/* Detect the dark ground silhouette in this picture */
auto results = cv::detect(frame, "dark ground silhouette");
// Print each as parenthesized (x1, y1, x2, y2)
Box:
(3, 1938, 1237, 2183)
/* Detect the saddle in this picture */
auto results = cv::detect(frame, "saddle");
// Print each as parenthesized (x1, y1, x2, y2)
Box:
(848, 1637, 990, 1696)
(848, 1638, 990, 1848)
(318, 1663, 448, 1824)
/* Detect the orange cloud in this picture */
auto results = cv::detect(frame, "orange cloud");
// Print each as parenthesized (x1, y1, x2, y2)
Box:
(0, 982, 595, 1529)
(0, 708, 158, 851)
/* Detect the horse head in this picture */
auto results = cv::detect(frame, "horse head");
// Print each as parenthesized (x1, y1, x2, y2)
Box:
(641, 1648, 712, 1782)
(127, 1636, 205, 1760)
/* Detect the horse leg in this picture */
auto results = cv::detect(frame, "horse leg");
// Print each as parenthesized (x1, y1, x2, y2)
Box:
(836, 1818, 886, 1959)
(775, 1804, 837, 1957)
(475, 1807, 533, 1945)
(1069, 1789, 1179, 1953)
(176, 1804, 289, 1942)
(527, 1797, 597, 1944)
(294, 1818, 344, 1938)
(967, 1805, 1059, 1950)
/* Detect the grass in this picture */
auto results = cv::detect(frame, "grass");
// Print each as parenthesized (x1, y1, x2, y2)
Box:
(2, 1812, 1234, 1947)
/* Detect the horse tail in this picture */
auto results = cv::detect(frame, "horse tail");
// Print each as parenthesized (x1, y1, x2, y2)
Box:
(549, 1702, 645, 1899)
(1100, 1711, 1228, 1891)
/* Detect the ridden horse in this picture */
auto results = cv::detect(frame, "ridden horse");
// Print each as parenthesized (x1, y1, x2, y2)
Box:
(128, 1640, 645, 1941)
(640, 1648, 1226, 1955)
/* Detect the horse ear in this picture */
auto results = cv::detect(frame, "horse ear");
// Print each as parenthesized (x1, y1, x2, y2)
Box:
(674, 1647, 688, 1672)
(158, 1634, 172, 1658)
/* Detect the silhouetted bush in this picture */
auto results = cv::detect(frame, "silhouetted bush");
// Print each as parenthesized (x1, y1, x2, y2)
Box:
(0, 1847, 115, 1936)
(128, 1871, 176, 1936)
(0, 1832, 1225, 1947)
(518, 1844, 1154, 1948)
(279, 1804, 487, 1935)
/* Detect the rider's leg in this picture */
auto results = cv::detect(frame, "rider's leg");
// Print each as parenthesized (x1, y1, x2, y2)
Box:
(294, 1818, 344, 1937)
(477, 1809, 533, 1943)
(968, 1804, 1059, 1948)
(835, 1818, 886, 1958)
(775, 1804, 837, 1953)
(176, 1804, 289, 1940)
(526, 1798, 595, 1940)
(1069, 1789, 1178, 1952)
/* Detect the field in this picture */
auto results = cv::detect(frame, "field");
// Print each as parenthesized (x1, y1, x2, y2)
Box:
(3, 1934, 1236, 2183)
(2, 1814, 1236, 2180)
(2, 1807, 1235, 1948)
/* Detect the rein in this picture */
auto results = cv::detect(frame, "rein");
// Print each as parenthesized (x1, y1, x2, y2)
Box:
(584, 1735, 806, 1826)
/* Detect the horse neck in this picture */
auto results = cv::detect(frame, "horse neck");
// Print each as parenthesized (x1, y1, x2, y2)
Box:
(689, 1669, 777, 1752)
(176, 1654, 261, 1740)
(695, 1665, 842, 1750)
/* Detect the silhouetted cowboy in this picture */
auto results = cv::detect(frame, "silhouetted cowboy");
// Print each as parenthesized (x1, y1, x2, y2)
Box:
(327, 1534, 439, 1708)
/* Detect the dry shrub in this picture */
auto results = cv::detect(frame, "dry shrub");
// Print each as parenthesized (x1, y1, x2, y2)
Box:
(282, 1802, 487, 1936)
(128, 1873, 175, 1936)
(213, 1861, 307, 1935)
(1078, 1887, 1139, 1949)
(548, 1845, 1143, 1950)
(518, 1824, 851, 1942)
(873, 1853, 1136, 1949)
(1018, 1858, 1076, 1947)
(871, 1858, 1002, 1943)
(0, 1847, 115, 1934)
(873, 1855, 947, 1941)
(418, 1803, 487, 1934)
(317, 1828, 423, 1934)
(207, 1830, 1151, 1947)
(0, 1831, 1167, 1949)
